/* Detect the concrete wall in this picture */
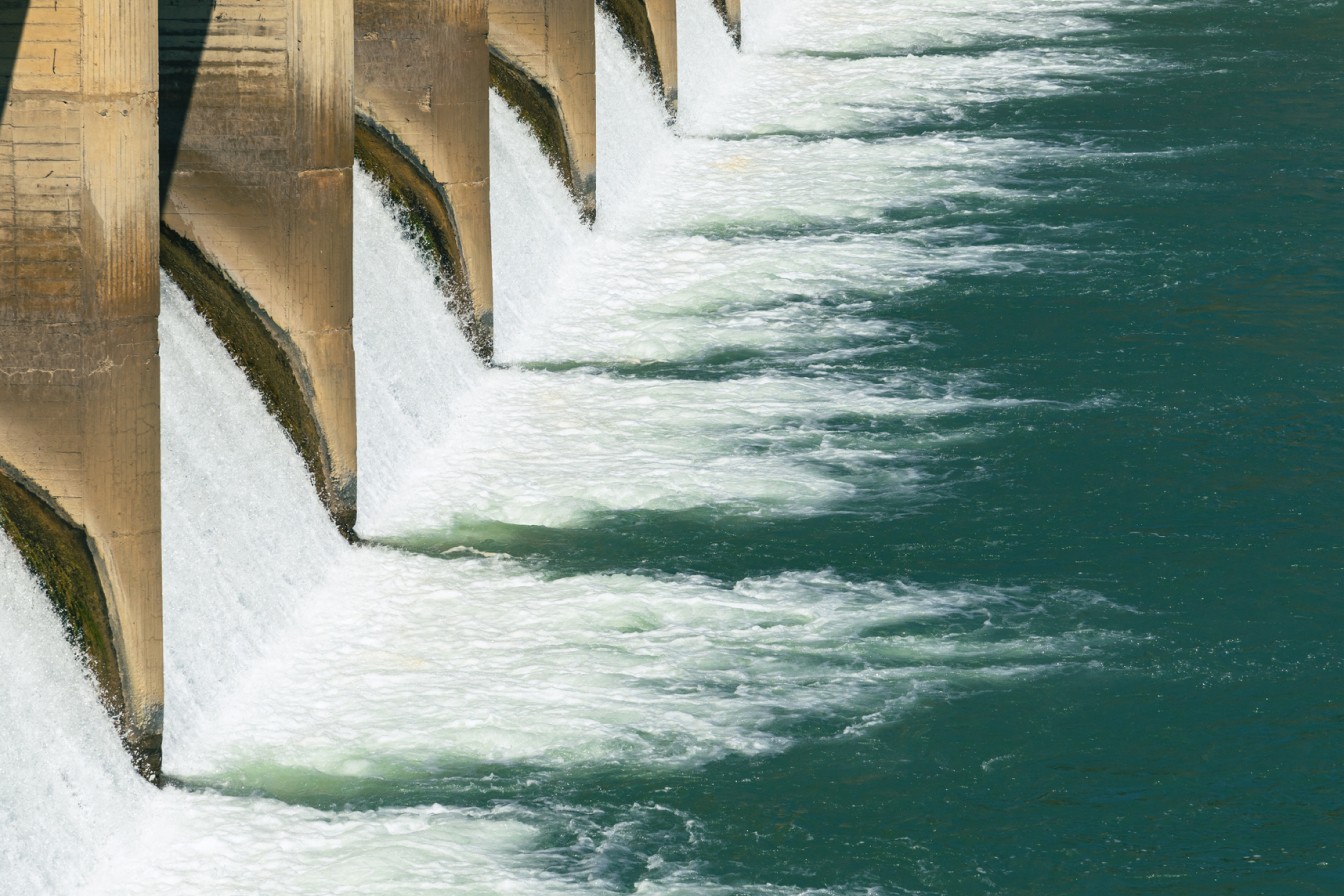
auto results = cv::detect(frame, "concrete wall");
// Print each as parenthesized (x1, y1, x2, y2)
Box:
(0, 0, 164, 780)
(160, 0, 358, 536)
(489, 0, 597, 220)
(597, 0, 677, 114)
(355, 0, 494, 358)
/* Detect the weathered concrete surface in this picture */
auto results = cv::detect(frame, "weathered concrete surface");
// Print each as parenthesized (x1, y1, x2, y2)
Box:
(597, 0, 677, 114)
(489, 0, 597, 220)
(160, 0, 358, 536)
(356, 0, 494, 358)
(712, 0, 742, 47)
(0, 0, 164, 780)
(645, 0, 677, 111)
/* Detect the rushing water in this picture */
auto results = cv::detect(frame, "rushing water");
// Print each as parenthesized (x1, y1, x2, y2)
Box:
(3, 0, 1342, 892)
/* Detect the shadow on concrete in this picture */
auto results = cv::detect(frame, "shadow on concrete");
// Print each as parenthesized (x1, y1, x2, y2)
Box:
(2, 2, 216, 196)
(159, 0, 217, 205)
(0, 2, 31, 119)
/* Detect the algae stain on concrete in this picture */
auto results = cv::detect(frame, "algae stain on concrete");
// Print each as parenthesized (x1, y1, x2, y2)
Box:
(353, 118, 494, 360)
(489, 49, 593, 222)
(0, 464, 161, 780)
(160, 227, 358, 541)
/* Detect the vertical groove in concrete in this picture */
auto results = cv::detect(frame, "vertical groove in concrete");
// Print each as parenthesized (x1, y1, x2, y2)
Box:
(355, 0, 494, 358)
(160, 0, 358, 536)
(489, 0, 597, 220)
(595, 0, 676, 114)
(0, 0, 164, 780)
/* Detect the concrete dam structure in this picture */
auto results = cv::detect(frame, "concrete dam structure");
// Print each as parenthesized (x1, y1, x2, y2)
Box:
(0, 2, 742, 782)
(0, 0, 164, 779)
(355, 0, 494, 355)
(489, 0, 597, 221)
(159, 0, 358, 541)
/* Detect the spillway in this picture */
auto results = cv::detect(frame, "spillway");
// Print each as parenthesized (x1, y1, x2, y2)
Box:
(4, 0, 1341, 892)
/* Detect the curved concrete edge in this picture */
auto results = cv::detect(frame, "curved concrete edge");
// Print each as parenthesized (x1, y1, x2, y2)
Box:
(597, 0, 663, 102)
(0, 463, 121, 715)
(160, 227, 358, 540)
(0, 462, 162, 780)
(489, 48, 596, 222)
(160, 0, 358, 539)
(354, 0, 494, 360)
(354, 118, 494, 360)
(712, 0, 743, 47)
(488, 0, 598, 222)
(598, 0, 677, 114)
(1, 0, 163, 783)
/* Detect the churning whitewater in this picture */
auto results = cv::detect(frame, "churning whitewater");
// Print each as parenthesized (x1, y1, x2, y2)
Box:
(4, 0, 1222, 892)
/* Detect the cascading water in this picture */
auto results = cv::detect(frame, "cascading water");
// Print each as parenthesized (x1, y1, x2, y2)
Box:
(352, 168, 489, 529)
(5, 1, 1128, 890)
(9, 0, 1330, 891)
(487, 89, 588, 357)
(0, 539, 149, 894)
(159, 279, 349, 752)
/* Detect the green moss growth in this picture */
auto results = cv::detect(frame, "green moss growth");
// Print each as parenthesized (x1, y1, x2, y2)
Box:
(0, 466, 127, 743)
(160, 226, 355, 540)
(354, 117, 492, 360)
(488, 50, 586, 215)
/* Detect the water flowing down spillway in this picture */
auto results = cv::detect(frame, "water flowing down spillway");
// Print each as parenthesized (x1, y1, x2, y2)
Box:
(4, 0, 1342, 892)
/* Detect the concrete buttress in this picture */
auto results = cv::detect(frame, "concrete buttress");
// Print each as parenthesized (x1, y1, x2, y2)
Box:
(159, 0, 358, 537)
(355, 0, 494, 359)
(489, 0, 597, 220)
(597, 0, 677, 114)
(0, 0, 164, 780)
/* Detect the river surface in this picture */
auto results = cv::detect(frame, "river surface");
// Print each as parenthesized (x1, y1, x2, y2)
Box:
(2, 0, 1341, 893)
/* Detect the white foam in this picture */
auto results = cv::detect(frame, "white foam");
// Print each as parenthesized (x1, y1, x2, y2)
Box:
(742, 0, 1138, 58)
(81, 791, 571, 896)
(0, 536, 148, 894)
(491, 12, 681, 361)
(79, 787, 887, 896)
(177, 552, 1117, 780)
(685, 0, 1150, 139)
(160, 278, 349, 756)
(489, 91, 589, 359)
(596, 8, 679, 220)
(490, 3, 1124, 368)
(353, 167, 487, 526)
(675, 0, 744, 123)
(360, 365, 1046, 536)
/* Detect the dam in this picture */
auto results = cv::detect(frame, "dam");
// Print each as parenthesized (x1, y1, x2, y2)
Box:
(4, 0, 1343, 892)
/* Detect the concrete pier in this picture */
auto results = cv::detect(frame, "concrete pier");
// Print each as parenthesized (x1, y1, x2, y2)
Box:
(0, 0, 163, 779)
(597, 0, 677, 114)
(159, 0, 358, 536)
(355, 0, 494, 358)
(489, 0, 597, 220)
(712, 0, 742, 47)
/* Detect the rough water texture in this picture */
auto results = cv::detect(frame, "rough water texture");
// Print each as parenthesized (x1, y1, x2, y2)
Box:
(2, 0, 1340, 893)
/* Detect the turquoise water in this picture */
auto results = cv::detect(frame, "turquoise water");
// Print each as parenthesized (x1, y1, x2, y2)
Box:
(4, 1, 1340, 893)
(373, 1, 1342, 891)
(434, 2, 1343, 891)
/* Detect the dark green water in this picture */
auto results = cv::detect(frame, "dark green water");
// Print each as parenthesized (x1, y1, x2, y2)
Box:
(423, 2, 1342, 892)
